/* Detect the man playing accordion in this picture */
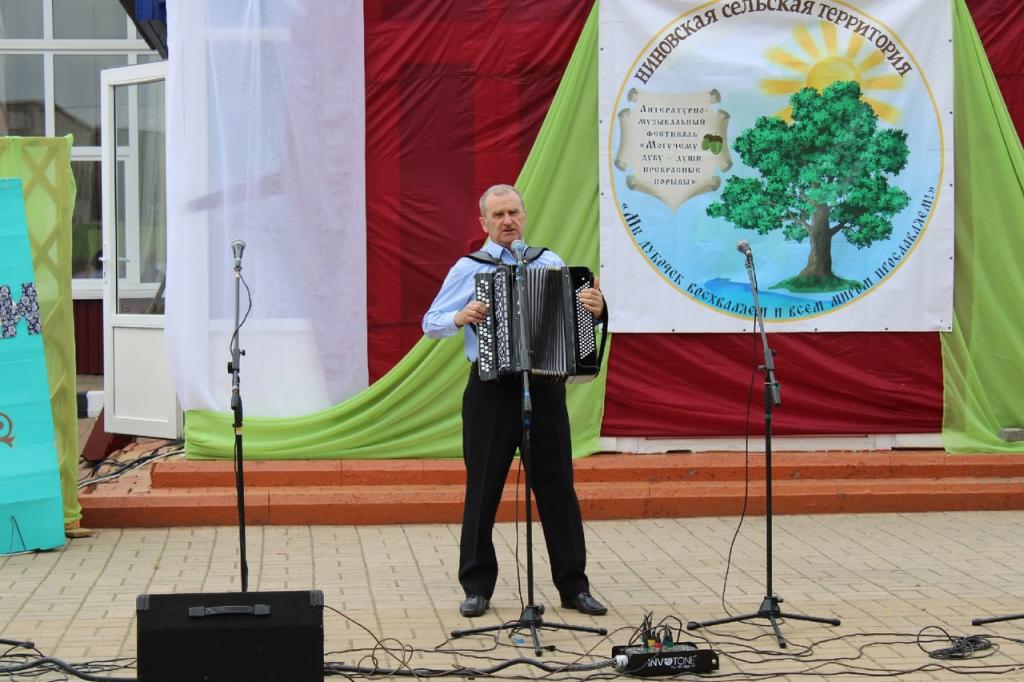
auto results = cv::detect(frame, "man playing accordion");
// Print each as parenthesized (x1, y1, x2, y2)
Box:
(423, 184, 608, 619)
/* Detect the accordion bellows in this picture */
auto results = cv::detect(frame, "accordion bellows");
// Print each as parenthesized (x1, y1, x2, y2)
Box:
(474, 265, 600, 383)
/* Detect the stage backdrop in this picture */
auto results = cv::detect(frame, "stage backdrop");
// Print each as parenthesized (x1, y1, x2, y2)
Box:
(599, 0, 954, 333)
(180, 0, 1022, 457)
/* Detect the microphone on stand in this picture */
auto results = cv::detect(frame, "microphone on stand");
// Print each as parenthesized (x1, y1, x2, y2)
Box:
(736, 240, 752, 261)
(508, 238, 532, 377)
(226, 237, 249, 591)
(511, 239, 528, 265)
(231, 239, 246, 270)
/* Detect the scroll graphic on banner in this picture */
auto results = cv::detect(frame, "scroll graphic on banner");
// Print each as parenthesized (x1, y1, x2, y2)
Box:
(0, 179, 65, 554)
(599, 0, 954, 332)
(615, 89, 733, 210)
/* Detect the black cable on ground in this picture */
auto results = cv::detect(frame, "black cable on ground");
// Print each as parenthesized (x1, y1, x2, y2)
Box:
(326, 656, 617, 678)
(0, 652, 136, 681)
(3, 604, 1020, 680)
(78, 441, 184, 489)
(918, 625, 995, 660)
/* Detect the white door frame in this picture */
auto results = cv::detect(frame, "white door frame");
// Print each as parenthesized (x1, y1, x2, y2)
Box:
(100, 60, 181, 438)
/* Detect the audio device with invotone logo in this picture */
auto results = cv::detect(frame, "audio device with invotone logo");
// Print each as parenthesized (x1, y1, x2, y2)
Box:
(612, 642, 720, 676)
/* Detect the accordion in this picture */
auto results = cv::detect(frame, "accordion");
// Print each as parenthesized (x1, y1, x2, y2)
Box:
(474, 265, 602, 383)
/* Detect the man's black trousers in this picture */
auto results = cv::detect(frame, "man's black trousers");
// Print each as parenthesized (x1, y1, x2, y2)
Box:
(458, 366, 589, 601)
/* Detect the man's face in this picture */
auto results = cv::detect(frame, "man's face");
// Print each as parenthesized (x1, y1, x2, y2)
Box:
(479, 192, 526, 250)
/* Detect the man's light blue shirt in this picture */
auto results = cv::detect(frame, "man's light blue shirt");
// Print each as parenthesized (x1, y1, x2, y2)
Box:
(422, 240, 565, 361)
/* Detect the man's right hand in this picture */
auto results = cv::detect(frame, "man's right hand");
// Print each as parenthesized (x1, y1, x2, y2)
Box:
(455, 301, 488, 328)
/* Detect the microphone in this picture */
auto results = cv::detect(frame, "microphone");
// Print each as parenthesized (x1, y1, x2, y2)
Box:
(511, 239, 528, 264)
(231, 239, 245, 269)
(736, 240, 752, 259)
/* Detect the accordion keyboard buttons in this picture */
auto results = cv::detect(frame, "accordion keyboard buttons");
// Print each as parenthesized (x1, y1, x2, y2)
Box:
(474, 279, 495, 373)
(574, 283, 596, 357)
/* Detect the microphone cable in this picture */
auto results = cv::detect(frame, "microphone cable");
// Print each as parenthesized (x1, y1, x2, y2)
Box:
(718, 325, 761, 617)
(228, 271, 253, 356)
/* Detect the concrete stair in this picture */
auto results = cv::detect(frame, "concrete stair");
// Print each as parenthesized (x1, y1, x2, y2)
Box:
(78, 451, 1024, 527)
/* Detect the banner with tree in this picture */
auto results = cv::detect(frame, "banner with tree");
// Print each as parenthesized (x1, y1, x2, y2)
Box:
(599, 0, 954, 332)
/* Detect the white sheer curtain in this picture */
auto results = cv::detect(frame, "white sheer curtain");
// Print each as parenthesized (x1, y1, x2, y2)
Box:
(165, 1, 367, 416)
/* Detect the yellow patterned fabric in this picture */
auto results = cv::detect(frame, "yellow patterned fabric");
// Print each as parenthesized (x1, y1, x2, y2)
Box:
(0, 136, 80, 523)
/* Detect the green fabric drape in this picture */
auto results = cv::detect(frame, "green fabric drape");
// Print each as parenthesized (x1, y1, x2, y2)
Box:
(184, 5, 608, 459)
(940, 0, 1024, 452)
(0, 136, 80, 522)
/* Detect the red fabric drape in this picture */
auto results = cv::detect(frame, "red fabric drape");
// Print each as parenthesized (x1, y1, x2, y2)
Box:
(967, 0, 1024, 136)
(363, 0, 591, 380)
(602, 333, 942, 436)
(363, 0, 1023, 438)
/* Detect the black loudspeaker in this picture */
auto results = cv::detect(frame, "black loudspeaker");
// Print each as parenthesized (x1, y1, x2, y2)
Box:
(136, 590, 324, 681)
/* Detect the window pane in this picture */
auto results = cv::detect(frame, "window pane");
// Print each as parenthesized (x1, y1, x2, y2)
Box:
(114, 79, 165, 315)
(0, 0, 43, 38)
(53, 0, 128, 39)
(115, 157, 125, 279)
(0, 54, 44, 136)
(54, 54, 127, 145)
(137, 79, 165, 288)
(71, 161, 103, 280)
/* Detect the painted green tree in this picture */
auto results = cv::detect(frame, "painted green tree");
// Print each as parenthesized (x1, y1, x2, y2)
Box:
(707, 81, 910, 291)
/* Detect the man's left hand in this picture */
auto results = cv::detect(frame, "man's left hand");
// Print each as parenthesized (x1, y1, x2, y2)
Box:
(577, 276, 605, 318)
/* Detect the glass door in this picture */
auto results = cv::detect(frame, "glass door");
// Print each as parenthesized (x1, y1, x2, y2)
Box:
(100, 60, 180, 437)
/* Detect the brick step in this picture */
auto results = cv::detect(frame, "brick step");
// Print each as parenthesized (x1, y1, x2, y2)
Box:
(148, 451, 1024, 489)
(80, 474, 1024, 528)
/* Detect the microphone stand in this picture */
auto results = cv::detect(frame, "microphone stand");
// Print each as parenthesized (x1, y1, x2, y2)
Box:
(228, 245, 249, 593)
(973, 612, 1024, 627)
(687, 246, 839, 648)
(0, 638, 33, 649)
(451, 246, 606, 655)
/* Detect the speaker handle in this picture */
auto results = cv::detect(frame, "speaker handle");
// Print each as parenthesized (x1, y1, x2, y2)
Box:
(188, 604, 271, 618)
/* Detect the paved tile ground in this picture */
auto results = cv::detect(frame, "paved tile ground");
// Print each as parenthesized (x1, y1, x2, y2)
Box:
(4, 512, 1024, 680)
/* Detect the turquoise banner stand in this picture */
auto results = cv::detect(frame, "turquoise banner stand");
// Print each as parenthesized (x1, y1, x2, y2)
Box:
(0, 179, 65, 554)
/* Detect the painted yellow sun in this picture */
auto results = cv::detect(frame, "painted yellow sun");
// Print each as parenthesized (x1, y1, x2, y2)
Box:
(761, 21, 903, 123)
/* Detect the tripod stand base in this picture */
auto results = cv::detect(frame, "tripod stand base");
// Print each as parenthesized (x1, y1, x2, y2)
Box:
(972, 613, 1024, 626)
(451, 604, 607, 656)
(686, 595, 840, 648)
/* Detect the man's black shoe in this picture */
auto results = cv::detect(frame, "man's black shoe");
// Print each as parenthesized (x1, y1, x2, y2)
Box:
(560, 592, 607, 616)
(459, 595, 489, 617)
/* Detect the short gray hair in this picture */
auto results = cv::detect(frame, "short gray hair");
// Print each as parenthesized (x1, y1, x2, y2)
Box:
(478, 184, 524, 217)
